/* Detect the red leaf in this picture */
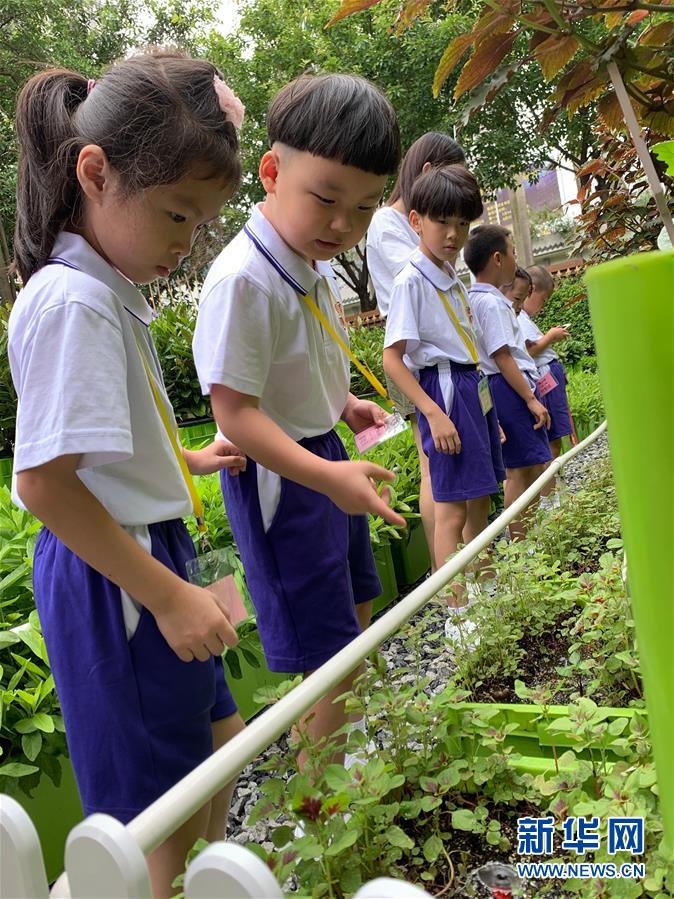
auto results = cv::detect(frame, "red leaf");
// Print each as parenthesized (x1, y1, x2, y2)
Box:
(433, 31, 475, 97)
(534, 33, 580, 82)
(326, 0, 382, 27)
(454, 31, 517, 100)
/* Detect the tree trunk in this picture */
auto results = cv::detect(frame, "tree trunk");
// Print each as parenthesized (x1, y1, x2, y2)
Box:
(0, 216, 16, 306)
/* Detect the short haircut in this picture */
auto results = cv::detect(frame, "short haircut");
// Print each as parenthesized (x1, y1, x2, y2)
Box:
(387, 131, 465, 210)
(527, 264, 555, 293)
(267, 73, 400, 176)
(408, 165, 482, 222)
(514, 266, 532, 287)
(463, 225, 511, 276)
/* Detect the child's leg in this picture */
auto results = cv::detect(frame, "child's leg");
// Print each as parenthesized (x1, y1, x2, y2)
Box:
(462, 495, 494, 582)
(147, 803, 212, 898)
(434, 500, 468, 607)
(505, 464, 545, 539)
(412, 417, 436, 571)
(207, 711, 247, 840)
(540, 438, 562, 498)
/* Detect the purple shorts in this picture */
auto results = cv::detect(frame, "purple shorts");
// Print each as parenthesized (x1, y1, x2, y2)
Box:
(541, 360, 573, 442)
(32, 519, 236, 823)
(416, 363, 505, 503)
(488, 373, 552, 470)
(220, 429, 381, 673)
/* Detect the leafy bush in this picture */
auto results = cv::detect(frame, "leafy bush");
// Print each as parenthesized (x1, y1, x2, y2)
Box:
(348, 325, 385, 398)
(565, 367, 605, 438)
(535, 276, 594, 366)
(149, 299, 210, 423)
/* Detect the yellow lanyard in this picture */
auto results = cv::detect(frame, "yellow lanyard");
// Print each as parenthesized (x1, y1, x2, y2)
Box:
(435, 287, 480, 366)
(136, 336, 206, 535)
(300, 289, 390, 402)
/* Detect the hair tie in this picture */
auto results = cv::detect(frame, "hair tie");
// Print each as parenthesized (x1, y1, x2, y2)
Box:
(87, 79, 96, 95)
(212, 75, 245, 130)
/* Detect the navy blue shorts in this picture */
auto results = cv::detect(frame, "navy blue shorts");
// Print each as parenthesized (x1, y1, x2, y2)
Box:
(32, 519, 236, 823)
(220, 429, 381, 673)
(488, 373, 552, 470)
(416, 364, 505, 502)
(541, 360, 573, 442)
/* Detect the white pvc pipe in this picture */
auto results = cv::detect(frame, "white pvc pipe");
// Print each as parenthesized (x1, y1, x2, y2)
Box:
(126, 420, 608, 853)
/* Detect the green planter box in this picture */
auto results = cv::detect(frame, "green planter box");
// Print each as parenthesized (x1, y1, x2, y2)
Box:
(6, 757, 83, 884)
(446, 702, 640, 765)
(0, 456, 12, 489)
(178, 419, 217, 450)
(390, 520, 431, 587)
(225, 626, 291, 722)
(372, 538, 398, 615)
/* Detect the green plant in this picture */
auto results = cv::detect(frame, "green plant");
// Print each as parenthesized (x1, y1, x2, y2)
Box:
(534, 276, 594, 366)
(565, 368, 605, 437)
(347, 326, 385, 399)
(149, 299, 209, 424)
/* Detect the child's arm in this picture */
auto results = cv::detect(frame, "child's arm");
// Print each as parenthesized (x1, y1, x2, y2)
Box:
(383, 343, 460, 454)
(492, 346, 551, 430)
(527, 326, 569, 357)
(183, 440, 247, 476)
(17, 455, 239, 661)
(340, 393, 388, 434)
(210, 385, 406, 525)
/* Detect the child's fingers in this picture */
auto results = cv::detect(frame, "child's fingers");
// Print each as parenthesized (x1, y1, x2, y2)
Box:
(372, 493, 407, 527)
(363, 462, 396, 483)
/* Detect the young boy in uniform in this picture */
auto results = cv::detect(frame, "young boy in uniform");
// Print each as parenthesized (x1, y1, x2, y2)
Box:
(465, 226, 551, 539)
(193, 73, 403, 767)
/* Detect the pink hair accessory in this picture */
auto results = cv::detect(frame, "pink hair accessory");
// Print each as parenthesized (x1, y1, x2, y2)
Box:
(212, 75, 245, 129)
(87, 79, 96, 95)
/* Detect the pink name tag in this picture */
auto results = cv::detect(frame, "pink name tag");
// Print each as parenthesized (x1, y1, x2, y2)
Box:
(354, 412, 407, 453)
(536, 371, 558, 397)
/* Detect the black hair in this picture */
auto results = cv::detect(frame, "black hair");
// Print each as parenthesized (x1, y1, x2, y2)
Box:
(267, 73, 400, 176)
(408, 165, 483, 222)
(527, 264, 555, 293)
(504, 266, 532, 291)
(14, 48, 241, 284)
(388, 131, 465, 210)
(463, 225, 512, 276)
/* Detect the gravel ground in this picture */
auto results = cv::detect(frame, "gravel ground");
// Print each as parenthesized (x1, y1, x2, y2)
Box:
(225, 432, 611, 895)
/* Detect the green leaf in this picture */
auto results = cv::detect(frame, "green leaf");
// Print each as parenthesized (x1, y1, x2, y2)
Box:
(653, 141, 674, 177)
(324, 765, 352, 791)
(325, 829, 359, 856)
(422, 834, 443, 863)
(271, 825, 294, 848)
(21, 731, 42, 762)
(452, 808, 479, 832)
(30, 712, 55, 733)
(0, 762, 39, 777)
(384, 825, 414, 850)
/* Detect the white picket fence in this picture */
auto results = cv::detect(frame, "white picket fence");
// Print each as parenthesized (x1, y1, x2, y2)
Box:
(1, 422, 608, 899)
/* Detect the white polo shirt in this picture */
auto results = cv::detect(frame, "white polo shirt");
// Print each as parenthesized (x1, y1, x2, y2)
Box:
(469, 282, 539, 385)
(519, 309, 557, 369)
(384, 250, 477, 371)
(8, 231, 192, 527)
(366, 206, 418, 317)
(193, 205, 350, 442)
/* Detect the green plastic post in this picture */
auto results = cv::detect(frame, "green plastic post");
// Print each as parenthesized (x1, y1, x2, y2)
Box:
(585, 249, 674, 858)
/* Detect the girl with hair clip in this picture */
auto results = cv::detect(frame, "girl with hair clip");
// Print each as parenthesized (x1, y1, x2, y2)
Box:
(9, 49, 247, 898)
(367, 132, 466, 572)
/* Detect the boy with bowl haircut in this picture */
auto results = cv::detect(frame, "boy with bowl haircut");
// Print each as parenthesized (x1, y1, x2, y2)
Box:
(383, 166, 504, 633)
(465, 226, 552, 540)
(193, 73, 403, 767)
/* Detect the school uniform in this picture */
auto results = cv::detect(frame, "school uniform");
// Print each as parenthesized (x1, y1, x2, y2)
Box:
(193, 205, 381, 674)
(366, 206, 418, 318)
(519, 310, 573, 442)
(384, 250, 504, 502)
(469, 282, 552, 470)
(8, 231, 236, 823)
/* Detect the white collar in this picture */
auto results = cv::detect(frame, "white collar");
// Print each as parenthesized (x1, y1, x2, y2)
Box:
(409, 248, 460, 292)
(470, 281, 513, 309)
(50, 232, 154, 325)
(245, 205, 334, 293)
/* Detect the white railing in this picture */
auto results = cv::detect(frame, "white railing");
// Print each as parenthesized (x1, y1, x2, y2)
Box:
(1, 421, 608, 899)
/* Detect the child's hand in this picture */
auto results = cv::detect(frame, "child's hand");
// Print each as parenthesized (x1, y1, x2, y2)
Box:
(156, 581, 239, 662)
(342, 398, 388, 434)
(325, 460, 407, 527)
(545, 326, 570, 344)
(426, 408, 461, 454)
(498, 424, 506, 444)
(184, 440, 247, 477)
(527, 397, 551, 430)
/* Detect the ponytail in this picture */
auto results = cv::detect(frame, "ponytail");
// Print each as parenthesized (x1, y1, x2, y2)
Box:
(14, 69, 88, 284)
